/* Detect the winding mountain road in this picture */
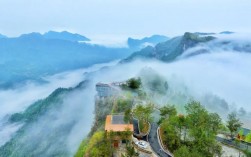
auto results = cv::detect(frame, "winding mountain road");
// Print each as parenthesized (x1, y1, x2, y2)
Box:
(148, 123, 171, 157)
(133, 115, 172, 157)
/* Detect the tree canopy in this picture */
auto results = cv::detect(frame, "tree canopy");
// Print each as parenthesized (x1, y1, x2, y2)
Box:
(84, 131, 113, 157)
(160, 101, 222, 157)
(126, 78, 141, 89)
(226, 112, 243, 138)
(133, 104, 154, 123)
(245, 131, 251, 142)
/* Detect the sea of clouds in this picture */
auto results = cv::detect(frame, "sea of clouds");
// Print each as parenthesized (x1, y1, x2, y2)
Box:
(1, 33, 251, 155)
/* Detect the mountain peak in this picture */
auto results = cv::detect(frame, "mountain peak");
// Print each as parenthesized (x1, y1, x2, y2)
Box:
(43, 31, 90, 42)
(122, 32, 216, 63)
(19, 32, 43, 39)
(184, 32, 197, 39)
(183, 32, 215, 42)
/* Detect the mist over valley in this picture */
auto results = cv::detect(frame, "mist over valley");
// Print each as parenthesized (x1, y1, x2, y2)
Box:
(0, 31, 251, 156)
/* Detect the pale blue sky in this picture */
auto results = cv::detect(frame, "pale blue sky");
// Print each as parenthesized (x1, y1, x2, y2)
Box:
(0, 0, 250, 39)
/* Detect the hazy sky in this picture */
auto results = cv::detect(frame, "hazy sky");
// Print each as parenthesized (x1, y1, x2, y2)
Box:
(0, 0, 250, 38)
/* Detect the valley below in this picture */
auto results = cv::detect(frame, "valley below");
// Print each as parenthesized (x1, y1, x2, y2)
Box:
(1, 32, 251, 157)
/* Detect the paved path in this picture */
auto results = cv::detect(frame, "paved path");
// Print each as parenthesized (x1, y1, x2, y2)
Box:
(133, 110, 172, 157)
(133, 118, 147, 141)
(133, 119, 140, 134)
(148, 123, 171, 157)
(217, 136, 251, 151)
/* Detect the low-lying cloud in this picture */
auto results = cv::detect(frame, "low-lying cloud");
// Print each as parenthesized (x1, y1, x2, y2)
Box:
(0, 61, 118, 147)
(1, 34, 251, 156)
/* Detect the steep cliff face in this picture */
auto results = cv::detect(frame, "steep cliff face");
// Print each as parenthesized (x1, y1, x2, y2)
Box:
(122, 32, 216, 62)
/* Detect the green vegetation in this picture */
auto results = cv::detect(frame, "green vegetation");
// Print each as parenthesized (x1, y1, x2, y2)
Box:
(74, 139, 88, 157)
(75, 97, 115, 157)
(234, 138, 241, 154)
(174, 146, 202, 157)
(123, 32, 216, 63)
(127, 78, 141, 89)
(133, 104, 153, 133)
(244, 150, 251, 157)
(75, 95, 135, 156)
(122, 78, 141, 90)
(133, 104, 154, 123)
(83, 131, 113, 157)
(226, 112, 243, 138)
(0, 87, 73, 157)
(158, 104, 177, 124)
(75, 129, 133, 157)
(120, 77, 147, 100)
(91, 99, 112, 133)
(239, 129, 244, 136)
(115, 98, 133, 113)
(74, 130, 132, 157)
(124, 109, 132, 123)
(246, 131, 251, 142)
(183, 32, 216, 42)
(123, 144, 139, 157)
(138, 120, 149, 134)
(140, 68, 168, 95)
(9, 88, 69, 123)
(75, 78, 248, 157)
(160, 101, 222, 157)
(92, 130, 132, 156)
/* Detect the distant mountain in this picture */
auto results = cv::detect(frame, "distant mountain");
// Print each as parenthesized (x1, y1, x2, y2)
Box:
(43, 31, 90, 42)
(127, 35, 169, 50)
(0, 34, 7, 39)
(19, 32, 44, 39)
(17, 31, 90, 42)
(122, 32, 215, 62)
(193, 31, 235, 35)
(219, 31, 234, 34)
(194, 32, 216, 35)
(0, 32, 131, 88)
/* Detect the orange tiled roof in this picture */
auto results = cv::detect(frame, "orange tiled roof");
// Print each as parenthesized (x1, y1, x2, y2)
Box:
(105, 115, 134, 132)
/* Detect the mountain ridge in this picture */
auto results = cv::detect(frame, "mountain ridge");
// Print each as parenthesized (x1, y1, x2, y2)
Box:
(0, 33, 130, 88)
(127, 35, 169, 50)
(0, 80, 89, 157)
(122, 32, 216, 63)
(17, 31, 90, 42)
(43, 31, 90, 42)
